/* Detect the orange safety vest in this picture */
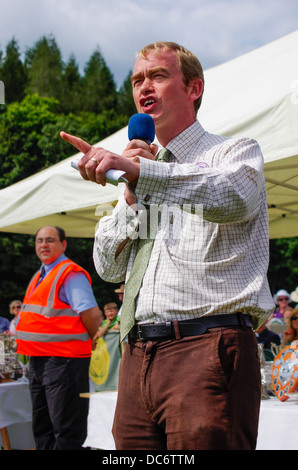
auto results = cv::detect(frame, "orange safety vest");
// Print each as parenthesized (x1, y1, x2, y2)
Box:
(15, 259, 92, 358)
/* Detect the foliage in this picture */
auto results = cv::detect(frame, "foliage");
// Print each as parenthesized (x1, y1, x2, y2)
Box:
(81, 48, 118, 113)
(25, 35, 64, 102)
(60, 55, 83, 114)
(0, 93, 128, 189)
(117, 70, 137, 117)
(268, 238, 298, 297)
(0, 38, 26, 103)
(0, 94, 59, 188)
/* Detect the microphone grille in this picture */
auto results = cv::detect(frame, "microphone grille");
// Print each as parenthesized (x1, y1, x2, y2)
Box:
(128, 114, 155, 143)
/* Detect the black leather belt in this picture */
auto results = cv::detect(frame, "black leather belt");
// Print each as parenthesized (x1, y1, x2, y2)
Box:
(129, 313, 252, 341)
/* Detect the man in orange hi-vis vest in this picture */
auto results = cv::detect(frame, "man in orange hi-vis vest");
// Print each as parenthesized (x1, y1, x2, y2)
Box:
(15, 225, 103, 450)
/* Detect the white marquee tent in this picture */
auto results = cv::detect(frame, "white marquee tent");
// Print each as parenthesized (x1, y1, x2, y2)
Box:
(0, 30, 297, 239)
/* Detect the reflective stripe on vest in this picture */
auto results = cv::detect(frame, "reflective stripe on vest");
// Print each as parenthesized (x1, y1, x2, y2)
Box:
(16, 331, 90, 343)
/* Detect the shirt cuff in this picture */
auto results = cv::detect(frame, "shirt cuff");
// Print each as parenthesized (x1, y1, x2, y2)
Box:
(135, 157, 169, 205)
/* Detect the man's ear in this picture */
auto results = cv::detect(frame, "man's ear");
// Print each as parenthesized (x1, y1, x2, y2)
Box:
(189, 78, 204, 102)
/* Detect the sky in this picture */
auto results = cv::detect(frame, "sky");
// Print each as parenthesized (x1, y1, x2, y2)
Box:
(0, 0, 298, 88)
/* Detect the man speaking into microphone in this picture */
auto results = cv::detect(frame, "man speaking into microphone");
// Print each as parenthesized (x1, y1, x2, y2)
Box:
(61, 41, 274, 450)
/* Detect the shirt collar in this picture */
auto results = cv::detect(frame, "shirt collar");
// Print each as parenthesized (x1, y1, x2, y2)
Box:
(41, 254, 68, 275)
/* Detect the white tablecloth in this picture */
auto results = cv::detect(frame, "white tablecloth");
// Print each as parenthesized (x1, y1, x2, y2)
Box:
(84, 393, 298, 450)
(84, 391, 117, 450)
(256, 396, 298, 450)
(0, 380, 35, 449)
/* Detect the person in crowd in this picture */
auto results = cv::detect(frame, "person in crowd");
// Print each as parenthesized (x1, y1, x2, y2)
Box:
(15, 225, 103, 450)
(255, 320, 281, 349)
(0, 315, 10, 333)
(60, 41, 274, 450)
(8, 300, 22, 335)
(272, 289, 292, 319)
(281, 308, 298, 348)
(94, 302, 120, 339)
(282, 306, 293, 324)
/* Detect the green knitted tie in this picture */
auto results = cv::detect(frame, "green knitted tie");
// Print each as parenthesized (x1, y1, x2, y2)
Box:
(120, 148, 171, 341)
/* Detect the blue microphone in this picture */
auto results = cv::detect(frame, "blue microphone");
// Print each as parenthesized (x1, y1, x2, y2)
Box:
(128, 113, 155, 144)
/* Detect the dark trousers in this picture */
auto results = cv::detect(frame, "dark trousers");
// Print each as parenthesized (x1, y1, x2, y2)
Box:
(113, 326, 261, 450)
(29, 356, 90, 450)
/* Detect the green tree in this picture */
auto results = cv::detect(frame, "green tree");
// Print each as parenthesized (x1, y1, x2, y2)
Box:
(25, 35, 64, 103)
(0, 38, 27, 103)
(117, 70, 136, 117)
(82, 48, 118, 113)
(60, 55, 83, 114)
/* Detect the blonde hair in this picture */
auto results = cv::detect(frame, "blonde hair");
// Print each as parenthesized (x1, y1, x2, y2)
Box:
(289, 308, 298, 324)
(137, 41, 204, 112)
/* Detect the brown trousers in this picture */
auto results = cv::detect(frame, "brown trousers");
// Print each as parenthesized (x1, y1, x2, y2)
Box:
(112, 325, 261, 450)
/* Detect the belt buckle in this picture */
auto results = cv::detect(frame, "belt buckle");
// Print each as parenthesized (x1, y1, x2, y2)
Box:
(136, 325, 145, 340)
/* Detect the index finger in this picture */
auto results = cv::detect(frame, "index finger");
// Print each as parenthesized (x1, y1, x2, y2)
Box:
(60, 131, 92, 154)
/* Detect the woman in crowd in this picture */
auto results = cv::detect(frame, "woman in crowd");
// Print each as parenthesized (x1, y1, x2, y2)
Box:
(272, 289, 292, 319)
(8, 300, 22, 335)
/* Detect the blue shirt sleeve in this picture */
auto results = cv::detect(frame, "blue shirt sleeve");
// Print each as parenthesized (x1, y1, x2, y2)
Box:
(59, 272, 98, 314)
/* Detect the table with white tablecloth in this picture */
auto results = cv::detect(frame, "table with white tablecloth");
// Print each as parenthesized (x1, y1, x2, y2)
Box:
(84, 393, 298, 451)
